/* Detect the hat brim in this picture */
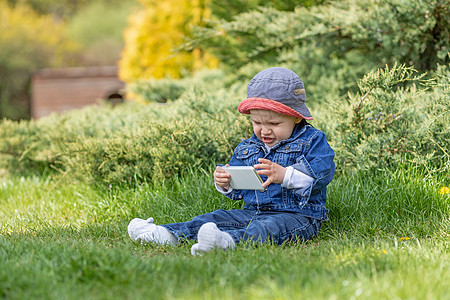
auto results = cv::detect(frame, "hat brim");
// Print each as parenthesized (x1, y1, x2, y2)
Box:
(238, 97, 313, 120)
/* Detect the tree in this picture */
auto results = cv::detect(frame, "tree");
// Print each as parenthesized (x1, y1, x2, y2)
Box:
(119, 0, 218, 81)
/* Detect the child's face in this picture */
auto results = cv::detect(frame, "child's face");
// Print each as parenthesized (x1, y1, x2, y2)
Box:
(250, 109, 301, 147)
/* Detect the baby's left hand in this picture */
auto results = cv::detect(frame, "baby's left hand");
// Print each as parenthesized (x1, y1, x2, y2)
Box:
(254, 158, 286, 188)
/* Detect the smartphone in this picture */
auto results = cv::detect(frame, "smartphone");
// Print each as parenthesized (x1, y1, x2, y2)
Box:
(222, 166, 266, 191)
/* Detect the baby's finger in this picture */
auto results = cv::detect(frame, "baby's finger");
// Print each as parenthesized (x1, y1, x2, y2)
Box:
(256, 169, 270, 176)
(258, 158, 272, 164)
(254, 162, 269, 170)
(216, 178, 229, 184)
(215, 169, 230, 177)
(216, 164, 231, 172)
(217, 173, 230, 180)
(261, 178, 273, 188)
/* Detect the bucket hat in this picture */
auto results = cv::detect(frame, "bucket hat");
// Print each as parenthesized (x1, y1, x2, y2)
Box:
(238, 67, 313, 120)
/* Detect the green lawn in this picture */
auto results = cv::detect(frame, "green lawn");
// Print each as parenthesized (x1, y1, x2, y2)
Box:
(1, 168, 449, 299)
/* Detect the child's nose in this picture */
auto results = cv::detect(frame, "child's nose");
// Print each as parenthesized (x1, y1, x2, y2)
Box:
(261, 126, 271, 135)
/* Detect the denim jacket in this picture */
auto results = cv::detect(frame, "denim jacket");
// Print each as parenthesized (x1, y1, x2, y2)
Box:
(225, 122, 335, 220)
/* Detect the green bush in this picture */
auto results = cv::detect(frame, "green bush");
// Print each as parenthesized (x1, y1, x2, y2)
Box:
(1, 65, 447, 185)
(329, 64, 449, 175)
(128, 69, 227, 103)
(189, 0, 449, 105)
(129, 79, 187, 103)
(0, 119, 54, 174)
(65, 88, 251, 184)
(0, 78, 251, 185)
(0, 102, 164, 176)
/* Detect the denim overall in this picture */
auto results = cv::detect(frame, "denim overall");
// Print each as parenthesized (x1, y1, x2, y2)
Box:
(163, 123, 335, 245)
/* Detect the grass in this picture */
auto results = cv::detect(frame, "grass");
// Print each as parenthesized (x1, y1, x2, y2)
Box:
(1, 167, 449, 299)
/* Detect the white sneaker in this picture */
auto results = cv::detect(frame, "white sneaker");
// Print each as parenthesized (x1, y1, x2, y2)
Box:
(191, 222, 235, 256)
(128, 217, 177, 246)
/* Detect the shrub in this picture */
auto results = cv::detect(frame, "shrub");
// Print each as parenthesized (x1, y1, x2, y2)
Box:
(1, 65, 447, 185)
(0, 80, 250, 185)
(189, 0, 449, 104)
(0, 102, 163, 176)
(129, 79, 187, 103)
(330, 63, 449, 175)
(65, 88, 251, 184)
(128, 69, 227, 103)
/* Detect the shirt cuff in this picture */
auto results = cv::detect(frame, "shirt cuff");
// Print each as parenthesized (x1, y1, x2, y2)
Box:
(215, 182, 233, 194)
(282, 166, 314, 191)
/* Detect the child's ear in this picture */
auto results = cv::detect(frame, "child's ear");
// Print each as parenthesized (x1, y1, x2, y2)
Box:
(295, 117, 303, 124)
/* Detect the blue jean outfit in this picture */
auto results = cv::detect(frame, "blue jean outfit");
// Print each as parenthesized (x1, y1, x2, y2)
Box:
(163, 122, 335, 245)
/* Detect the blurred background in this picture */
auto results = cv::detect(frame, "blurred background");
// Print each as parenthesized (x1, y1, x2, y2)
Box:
(0, 0, 448, 120)
(1, 0, 137, 120)
(0, 0, 340, 120)
(0, 0, 448, 184)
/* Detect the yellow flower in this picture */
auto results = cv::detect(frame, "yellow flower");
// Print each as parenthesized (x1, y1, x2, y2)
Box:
(399, 237, 410, 241)
(439, 187, 450, 195)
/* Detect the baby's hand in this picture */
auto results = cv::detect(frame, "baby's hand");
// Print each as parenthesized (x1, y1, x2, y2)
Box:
(214, 164, 231, 191)
(254, 158, 286, 188)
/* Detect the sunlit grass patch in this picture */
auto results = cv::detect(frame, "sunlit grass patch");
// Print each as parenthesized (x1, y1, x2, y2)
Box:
(0, 176, 101, 233)
(0, 166, 449, 299)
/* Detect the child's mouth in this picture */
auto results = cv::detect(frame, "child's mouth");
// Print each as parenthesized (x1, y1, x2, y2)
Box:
(262, 137, 274, 144)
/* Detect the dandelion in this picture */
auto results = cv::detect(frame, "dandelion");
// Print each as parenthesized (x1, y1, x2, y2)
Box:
(439, 187, 450, 195)
(399, 237, 411, 241)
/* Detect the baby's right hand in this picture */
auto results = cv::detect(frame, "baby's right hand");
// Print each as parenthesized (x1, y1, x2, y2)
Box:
(214, 164, 231, 191)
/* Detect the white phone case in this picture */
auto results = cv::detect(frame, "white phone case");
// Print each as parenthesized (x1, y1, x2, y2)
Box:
(222, 166, 266, 191)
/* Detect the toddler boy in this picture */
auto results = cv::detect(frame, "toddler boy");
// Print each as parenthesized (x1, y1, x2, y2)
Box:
(128, 67, 335, 255)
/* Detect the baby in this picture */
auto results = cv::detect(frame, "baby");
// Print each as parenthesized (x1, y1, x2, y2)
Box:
(128, 67, 335, 255)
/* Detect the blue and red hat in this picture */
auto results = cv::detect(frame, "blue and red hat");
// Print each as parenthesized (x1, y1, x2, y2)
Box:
(238, 67, 313, 120)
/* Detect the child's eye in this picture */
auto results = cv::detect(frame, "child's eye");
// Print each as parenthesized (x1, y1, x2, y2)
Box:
(270, 123, 280, 126)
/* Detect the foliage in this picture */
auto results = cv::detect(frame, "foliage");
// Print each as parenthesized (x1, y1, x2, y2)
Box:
(188, 0, 449, 104)
(0, 0, 137, 120)
(129, 79, 187, 103)
(64, 89, 250, 184)
(4, 0, 89, 18)
(209, 0, 323, 21)
(0, 102, 150, 175)
(128, 69, 226, 103)
(329, 63, 449, 174)
(119, 0, 218, 82)
(1, 64, 448, 183)
(1, 1, 448, 182)
(0, 73, 250, 184)
(4, 0, 130, 19)
(66, 0, 137, 66)
(118, 0, 325, 82)
(0, 2, 81, 120)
